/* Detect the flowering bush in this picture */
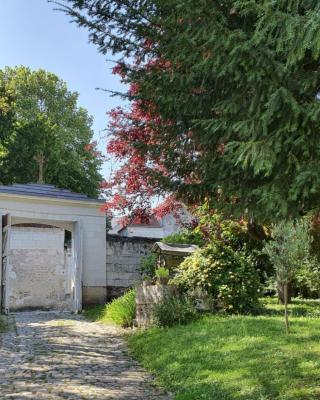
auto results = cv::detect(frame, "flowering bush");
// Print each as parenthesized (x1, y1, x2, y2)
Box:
(163, 204, 273, 285)
(171, 243, 261, 314)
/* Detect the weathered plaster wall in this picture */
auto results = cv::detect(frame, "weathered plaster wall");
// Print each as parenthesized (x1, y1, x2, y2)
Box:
(0, 195, 107, 307)
(7, 227, 73, 311)
(119, 226, 164, 239)
(106, 235, 156, 299)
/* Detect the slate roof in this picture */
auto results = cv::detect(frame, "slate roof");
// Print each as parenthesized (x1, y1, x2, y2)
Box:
(0, 184, 105, 203)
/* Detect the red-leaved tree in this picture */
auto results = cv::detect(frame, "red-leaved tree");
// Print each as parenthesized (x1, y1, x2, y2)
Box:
(102, 62, 185, 222)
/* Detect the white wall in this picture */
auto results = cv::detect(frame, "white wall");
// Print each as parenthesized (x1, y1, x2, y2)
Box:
(113, 209, 192, 239)
(161, 213, 182, 237)
(0, 194, 106, 306)
(8, 227, 73, 311)
(11, 226, 64, 250)
(120, 225, 165, 238)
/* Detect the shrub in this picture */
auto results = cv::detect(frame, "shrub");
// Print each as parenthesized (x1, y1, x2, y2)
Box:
(293, 217, 320, 298)
(194, 205, 273, 283)
(171, 244, 261, 314)
(162, 229, 204, 247)
(153, 297, 198, 327)
(163, 205, 273, 285)
(295, 262, 320, 298)
(139, 253, 157, 280)
(106, 289, 136, 327)
(155, 267, 170, 284)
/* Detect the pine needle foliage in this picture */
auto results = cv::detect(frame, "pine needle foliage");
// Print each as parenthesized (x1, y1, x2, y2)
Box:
(60, 0, 320, 220)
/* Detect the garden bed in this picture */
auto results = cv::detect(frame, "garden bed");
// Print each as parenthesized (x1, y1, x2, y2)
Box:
(126, 298, 320, 400)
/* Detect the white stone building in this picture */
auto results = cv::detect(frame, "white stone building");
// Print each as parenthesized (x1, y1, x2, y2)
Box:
(0, 184, 106, 313)
(109, 208, 193, 239)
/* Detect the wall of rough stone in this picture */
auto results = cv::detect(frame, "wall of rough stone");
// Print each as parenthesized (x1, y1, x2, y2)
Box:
(106, 235, 156, 299)
(5, 227, 158, 309)
(0, 194, 107, 309)
(7, 226, 74, 311)
(136, 284, 178, 327)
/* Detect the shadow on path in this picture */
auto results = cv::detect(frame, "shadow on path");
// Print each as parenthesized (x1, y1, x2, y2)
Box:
(0, 312, 170, 400)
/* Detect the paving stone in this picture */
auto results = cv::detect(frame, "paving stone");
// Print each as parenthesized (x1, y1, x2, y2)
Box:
(0, 312, 170, 399)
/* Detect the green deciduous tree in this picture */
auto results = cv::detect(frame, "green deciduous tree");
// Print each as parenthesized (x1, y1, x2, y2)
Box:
(264, 219, 314, 333)
(0, 78, 14, 150)
(60, 0, 320, 219)
(0, 66, 102, 197)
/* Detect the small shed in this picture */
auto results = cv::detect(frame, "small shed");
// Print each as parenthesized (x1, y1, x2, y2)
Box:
(0, 184, 106, 313)
(151, 242, 199, 268)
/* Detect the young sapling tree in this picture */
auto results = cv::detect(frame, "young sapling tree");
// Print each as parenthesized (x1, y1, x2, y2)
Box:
(264, 219, 312, 333)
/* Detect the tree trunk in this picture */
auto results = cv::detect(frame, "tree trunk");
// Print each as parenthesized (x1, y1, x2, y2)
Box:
(34, 152, 45, 184)
(283, 282, 289, 334)
(277, 282, 292, 304)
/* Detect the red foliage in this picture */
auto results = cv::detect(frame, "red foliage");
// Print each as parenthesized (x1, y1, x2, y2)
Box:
(84, 141, 103, 160)
(84, 142, 97, 152)
(104, 59, 191, 221)
(153, 195, 182, 219)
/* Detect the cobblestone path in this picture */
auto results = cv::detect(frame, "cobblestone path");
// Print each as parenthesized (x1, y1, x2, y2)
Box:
(0, 312, 170, 399)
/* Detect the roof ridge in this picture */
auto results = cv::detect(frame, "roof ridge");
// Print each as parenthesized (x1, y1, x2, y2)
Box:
(0, 183, 105, 204)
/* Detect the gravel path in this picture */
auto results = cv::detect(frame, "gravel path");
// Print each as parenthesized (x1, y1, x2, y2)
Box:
(0, 312, 169, 399)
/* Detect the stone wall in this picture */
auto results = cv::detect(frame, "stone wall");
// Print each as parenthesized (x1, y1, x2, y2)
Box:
(136, 284, 178, 327)
(106, 234, 156, 299)
(7, 226, 74, 311)
(0, 194, 107, 311)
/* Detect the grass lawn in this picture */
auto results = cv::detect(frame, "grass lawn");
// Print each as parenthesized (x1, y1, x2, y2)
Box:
(84, 304, 112, 324)
(126, 298, 320, 400)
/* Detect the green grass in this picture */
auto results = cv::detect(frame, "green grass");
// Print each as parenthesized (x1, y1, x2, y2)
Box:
(126, 298, 320, 400)
(85, 290, 136, 327)
(261, 297, 320, 318)
(84, 305, 112, 324)
(0, 315, 7, 333)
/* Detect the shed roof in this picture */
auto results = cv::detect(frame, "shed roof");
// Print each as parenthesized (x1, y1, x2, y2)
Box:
(0, 183, 105, 204)
(152, 242, 199, 256)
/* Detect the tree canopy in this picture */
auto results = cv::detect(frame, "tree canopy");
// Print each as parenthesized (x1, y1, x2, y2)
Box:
(61, 0, 320, 219)
(0, 66, 103, 197)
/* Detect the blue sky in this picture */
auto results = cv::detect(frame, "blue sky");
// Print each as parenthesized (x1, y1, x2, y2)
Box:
(0, 0, 126, 177)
